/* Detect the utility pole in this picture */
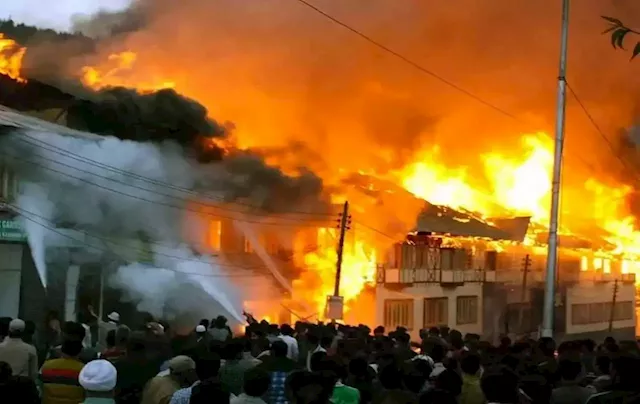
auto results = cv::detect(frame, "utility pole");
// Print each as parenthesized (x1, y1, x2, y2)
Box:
(334, 201, 350, 296)
(608, 279, 619, 332)
(542, 0, 570, 338)
(519, 255, 531, 331)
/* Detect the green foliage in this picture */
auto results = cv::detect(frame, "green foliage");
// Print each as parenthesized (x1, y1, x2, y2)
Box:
(602, 16, 640, 60)
(0, 18, 92, 47)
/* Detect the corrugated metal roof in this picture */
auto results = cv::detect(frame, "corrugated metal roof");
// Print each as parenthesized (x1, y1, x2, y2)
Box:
(0, 105, 100, 140)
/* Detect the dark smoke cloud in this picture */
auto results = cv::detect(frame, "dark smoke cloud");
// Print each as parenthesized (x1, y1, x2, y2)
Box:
(219, 151, 327, 213)
(70, 1, 148, 39)
(65, 87, 224, 145)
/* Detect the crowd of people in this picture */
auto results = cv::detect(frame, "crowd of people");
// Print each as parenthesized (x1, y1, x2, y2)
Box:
(0, 311, 639, 404)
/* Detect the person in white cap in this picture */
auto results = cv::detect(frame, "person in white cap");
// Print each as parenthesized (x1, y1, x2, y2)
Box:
(0, 319, 38, 379)
(88, 305, 121, 350)
(195, 325, 208, 344)
(79, 359, 117, 404)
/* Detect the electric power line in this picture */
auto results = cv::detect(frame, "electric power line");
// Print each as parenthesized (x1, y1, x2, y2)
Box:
(354, 220, 397, 241)
(566, 81, 639, 177)
(12, 130, 332, 218)
(291, 0, 522, 121)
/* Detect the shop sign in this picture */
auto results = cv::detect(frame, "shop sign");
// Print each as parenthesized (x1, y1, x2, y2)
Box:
(0, 219, 26, 242)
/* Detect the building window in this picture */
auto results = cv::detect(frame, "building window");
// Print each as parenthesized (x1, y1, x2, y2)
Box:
(384, 299, 414, 330)
(614, 301, 633, 321)
(208, 220, 221, 251)
(456, 296, 478, 325)
(424, 297, 448, 328)
(571, 301, 634, 325)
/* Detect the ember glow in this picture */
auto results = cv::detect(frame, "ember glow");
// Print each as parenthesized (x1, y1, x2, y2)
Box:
(0, 34, 26, 83)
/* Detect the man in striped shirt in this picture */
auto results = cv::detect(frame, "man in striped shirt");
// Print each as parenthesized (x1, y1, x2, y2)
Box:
(40, 340, 85, 404)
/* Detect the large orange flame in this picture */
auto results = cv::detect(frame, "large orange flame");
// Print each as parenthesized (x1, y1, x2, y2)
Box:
(0, 34, 26, 83)
(81, 51, 175, 93)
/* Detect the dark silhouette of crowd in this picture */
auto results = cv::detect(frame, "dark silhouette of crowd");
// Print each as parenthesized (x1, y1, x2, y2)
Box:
(0, 311, 639, 404)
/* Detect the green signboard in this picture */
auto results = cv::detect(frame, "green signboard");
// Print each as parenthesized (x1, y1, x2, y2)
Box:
(0, 219, 26, 242)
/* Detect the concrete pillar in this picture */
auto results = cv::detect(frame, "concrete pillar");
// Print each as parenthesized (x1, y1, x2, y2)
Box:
(64, 265, 80, 322)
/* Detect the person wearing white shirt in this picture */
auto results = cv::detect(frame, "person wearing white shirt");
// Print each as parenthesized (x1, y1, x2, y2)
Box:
(279, 325, 299, 362)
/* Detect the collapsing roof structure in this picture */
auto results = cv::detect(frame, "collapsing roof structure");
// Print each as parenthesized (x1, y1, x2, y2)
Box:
(341, 173, 531, 242)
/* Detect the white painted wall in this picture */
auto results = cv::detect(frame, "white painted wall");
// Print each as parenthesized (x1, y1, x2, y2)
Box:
(565, 281, 636, 335)
(376, 277, 483, 341)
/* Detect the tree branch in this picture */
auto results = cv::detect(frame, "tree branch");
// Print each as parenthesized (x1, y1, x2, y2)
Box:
(602, 16, 640, 59)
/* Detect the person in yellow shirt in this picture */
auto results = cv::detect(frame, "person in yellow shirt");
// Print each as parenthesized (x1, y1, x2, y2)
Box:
(458, 352, 485, 404)
(40, 340, 85, 404)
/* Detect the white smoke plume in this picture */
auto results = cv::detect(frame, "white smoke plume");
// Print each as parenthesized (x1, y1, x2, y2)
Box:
(0, 127, 297, 324)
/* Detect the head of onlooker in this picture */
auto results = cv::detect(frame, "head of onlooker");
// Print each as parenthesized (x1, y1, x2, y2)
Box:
(309, 351, 328, 372)
(222, 338, 244, 361)
(168, 355, 197, 388)
(195, 325, 207, 337)
(430, 342, 446, 364)
(107, 312, 120, 325)
(373, 326, 385, 338)
(460, 351, 481, 377)
(194, 354, 221, 382)
(7, 319, 25, 339)
(558, 354, 583, 383)
(213, 316, 228, 329)
(270, 340, 288, 359)
(78, 359, 117, 398)
(481, 366, 519, 404)
(434, 369, 462, 396)
(61, 340, 83, 360)
(395, 332, 411, 349)
(243, 367, 271, 398)
(62, 321, 86, 343)
(537, 337, 556, 359)
(286, 370, 333, 404)
(190, 354, 231, 404)
(379, 364, 403, 390)
(281, 324, 294, 337)
(198, 319, 210, 329)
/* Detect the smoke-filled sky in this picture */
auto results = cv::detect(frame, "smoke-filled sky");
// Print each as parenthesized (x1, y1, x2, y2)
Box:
(0, 0, 131, 31)
(57, 0, 640, 181)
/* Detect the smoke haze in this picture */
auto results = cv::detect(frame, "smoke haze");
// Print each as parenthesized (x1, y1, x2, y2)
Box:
(0, 128, 319, 321)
